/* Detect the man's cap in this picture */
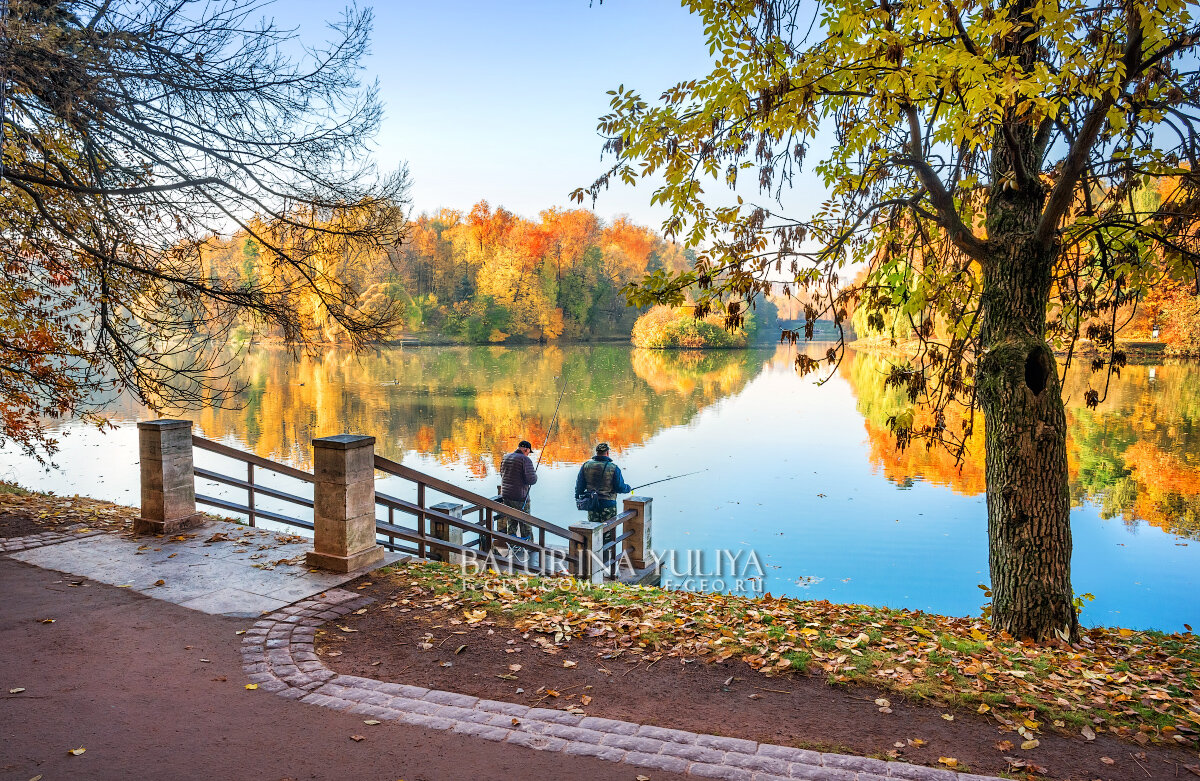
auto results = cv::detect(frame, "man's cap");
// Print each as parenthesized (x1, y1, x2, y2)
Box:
(595, 442, 610, 453)
(518, 440, 533, 450)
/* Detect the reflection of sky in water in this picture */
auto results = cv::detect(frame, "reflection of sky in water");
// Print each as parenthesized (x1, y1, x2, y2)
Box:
(2, 345, 1198, 632)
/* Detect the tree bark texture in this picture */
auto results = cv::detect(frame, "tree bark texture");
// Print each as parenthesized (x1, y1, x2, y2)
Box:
(978, 195, 1080, 643)
(971, 0, 1079, 643)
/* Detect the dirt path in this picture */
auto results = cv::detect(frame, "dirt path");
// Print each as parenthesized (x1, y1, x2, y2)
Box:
(321, 574, 1200, 781)
(0, 557, 690, 781)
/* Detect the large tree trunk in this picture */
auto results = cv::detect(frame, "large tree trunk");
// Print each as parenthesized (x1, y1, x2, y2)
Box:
(977, 232, 1080, 642)
(976, 0, 1079, 640)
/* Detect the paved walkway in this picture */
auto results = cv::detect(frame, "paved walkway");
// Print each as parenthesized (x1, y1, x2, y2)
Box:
(1, 527, 1002, 780)
(10, 519, 404, 617)
(0, 523, 103, 553)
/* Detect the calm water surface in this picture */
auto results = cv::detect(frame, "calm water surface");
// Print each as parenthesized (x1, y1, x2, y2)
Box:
(3, 344, 1198, 631)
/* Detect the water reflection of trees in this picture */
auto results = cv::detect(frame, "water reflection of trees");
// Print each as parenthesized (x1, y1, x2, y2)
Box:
(178, 345, 765, 473)
(1065, 363, 1200, 538)
(843, 350, 1200, 538)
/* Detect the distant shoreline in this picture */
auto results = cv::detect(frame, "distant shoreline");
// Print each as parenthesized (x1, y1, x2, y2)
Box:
(848, 336, 1200, 362)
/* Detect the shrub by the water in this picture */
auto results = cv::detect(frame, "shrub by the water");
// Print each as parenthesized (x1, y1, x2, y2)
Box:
(631, 306, 748, 348)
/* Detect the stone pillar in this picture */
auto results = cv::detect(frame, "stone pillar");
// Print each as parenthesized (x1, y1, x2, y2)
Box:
(568, 520, 604, 585)
(135, 419, 204, 535)
(621, 496, 653, 569)
(430, 501, 464, 565)
(306, 435, 384, 573)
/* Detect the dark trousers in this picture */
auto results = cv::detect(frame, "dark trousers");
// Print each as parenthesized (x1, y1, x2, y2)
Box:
(498, 497, 532, 540)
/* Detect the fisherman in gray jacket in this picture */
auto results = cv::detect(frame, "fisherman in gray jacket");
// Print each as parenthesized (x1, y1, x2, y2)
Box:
(575, 442, 631, 524)
(499, 439, 537, 539)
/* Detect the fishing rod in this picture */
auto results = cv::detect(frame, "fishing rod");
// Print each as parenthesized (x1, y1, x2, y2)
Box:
(630, 469, 708, 492)
(519, 375, 569, 514)
(535, 375, 569, 472)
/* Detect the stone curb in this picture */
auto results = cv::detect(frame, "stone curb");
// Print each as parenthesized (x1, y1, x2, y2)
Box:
(0, 526, 105, 554)
(241, 589, 1004, 781)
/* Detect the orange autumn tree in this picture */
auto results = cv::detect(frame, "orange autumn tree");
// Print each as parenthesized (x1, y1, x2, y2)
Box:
(387, 203, 700, 343)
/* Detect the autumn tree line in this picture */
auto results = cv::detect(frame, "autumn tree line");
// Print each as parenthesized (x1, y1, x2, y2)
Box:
(196, 202, 727, 345)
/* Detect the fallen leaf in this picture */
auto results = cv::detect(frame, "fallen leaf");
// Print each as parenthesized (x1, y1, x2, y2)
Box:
(1021, 739, 1040, 750)
(976, 703, 990, 714)
(212, 677, 227, 682)
(9, 688, 25, 694)
(153, 579, 165, 587)
(336, 626, 358, 633)
(545, 689, 560, 697)
(1081, 725, 1095, 742)
(994, 740, 1014, 751)
(353, 608, 368, 615)
(245, 683, 258, 690)
(511, 718, 521, 726)
(937, 757, 958, 768)
(68, 747, 86, 756)
(454, 645, 467, 655)
(637, 776, 650, 781)
(580, 695, 592, 706)
(563, 660, 577, 668)
(363, 720, 381, 726)
(508, 664, 522, 672)
(941, 713, 954, 721)
(350, 735, 365, 742)
(39, 618, 54, 624)
(874, 698, 890, 708)
(1100, 757, 1115, 765)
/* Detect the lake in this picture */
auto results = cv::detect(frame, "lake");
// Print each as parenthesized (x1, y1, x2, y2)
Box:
(3, 343, 1198, 632)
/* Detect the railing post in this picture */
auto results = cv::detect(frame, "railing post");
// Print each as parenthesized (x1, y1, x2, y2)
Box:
(135, 419, 203, 535)
(306, 435, 384, 573)
(621, 496, 653, 570)
(568, 520, 604, 585)
(430, 502, 464, 565)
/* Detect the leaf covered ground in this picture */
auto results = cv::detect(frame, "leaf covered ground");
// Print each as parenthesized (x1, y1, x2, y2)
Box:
(0, 484, 140, 535)
(394, 562, 1199, 752)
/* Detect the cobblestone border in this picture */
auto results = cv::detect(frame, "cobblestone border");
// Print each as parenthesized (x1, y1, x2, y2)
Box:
(241, 590, 1002, 781)
(0, 526, 105, 554)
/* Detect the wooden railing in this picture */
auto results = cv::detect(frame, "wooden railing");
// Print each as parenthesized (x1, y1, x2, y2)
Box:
(598, 508, 639, 579)
(192, 436, 315, 530)
(188, 434, 590, 576)
(373, 454, 582, 574)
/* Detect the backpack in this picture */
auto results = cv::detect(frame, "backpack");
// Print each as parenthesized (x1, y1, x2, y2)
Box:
(576, 461, 615, 511)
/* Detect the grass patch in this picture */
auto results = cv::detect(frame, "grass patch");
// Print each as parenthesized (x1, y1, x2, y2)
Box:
(0, 481, 33, 496)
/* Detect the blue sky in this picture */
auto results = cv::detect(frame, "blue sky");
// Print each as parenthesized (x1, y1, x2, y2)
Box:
(287, 1, 718, 229)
